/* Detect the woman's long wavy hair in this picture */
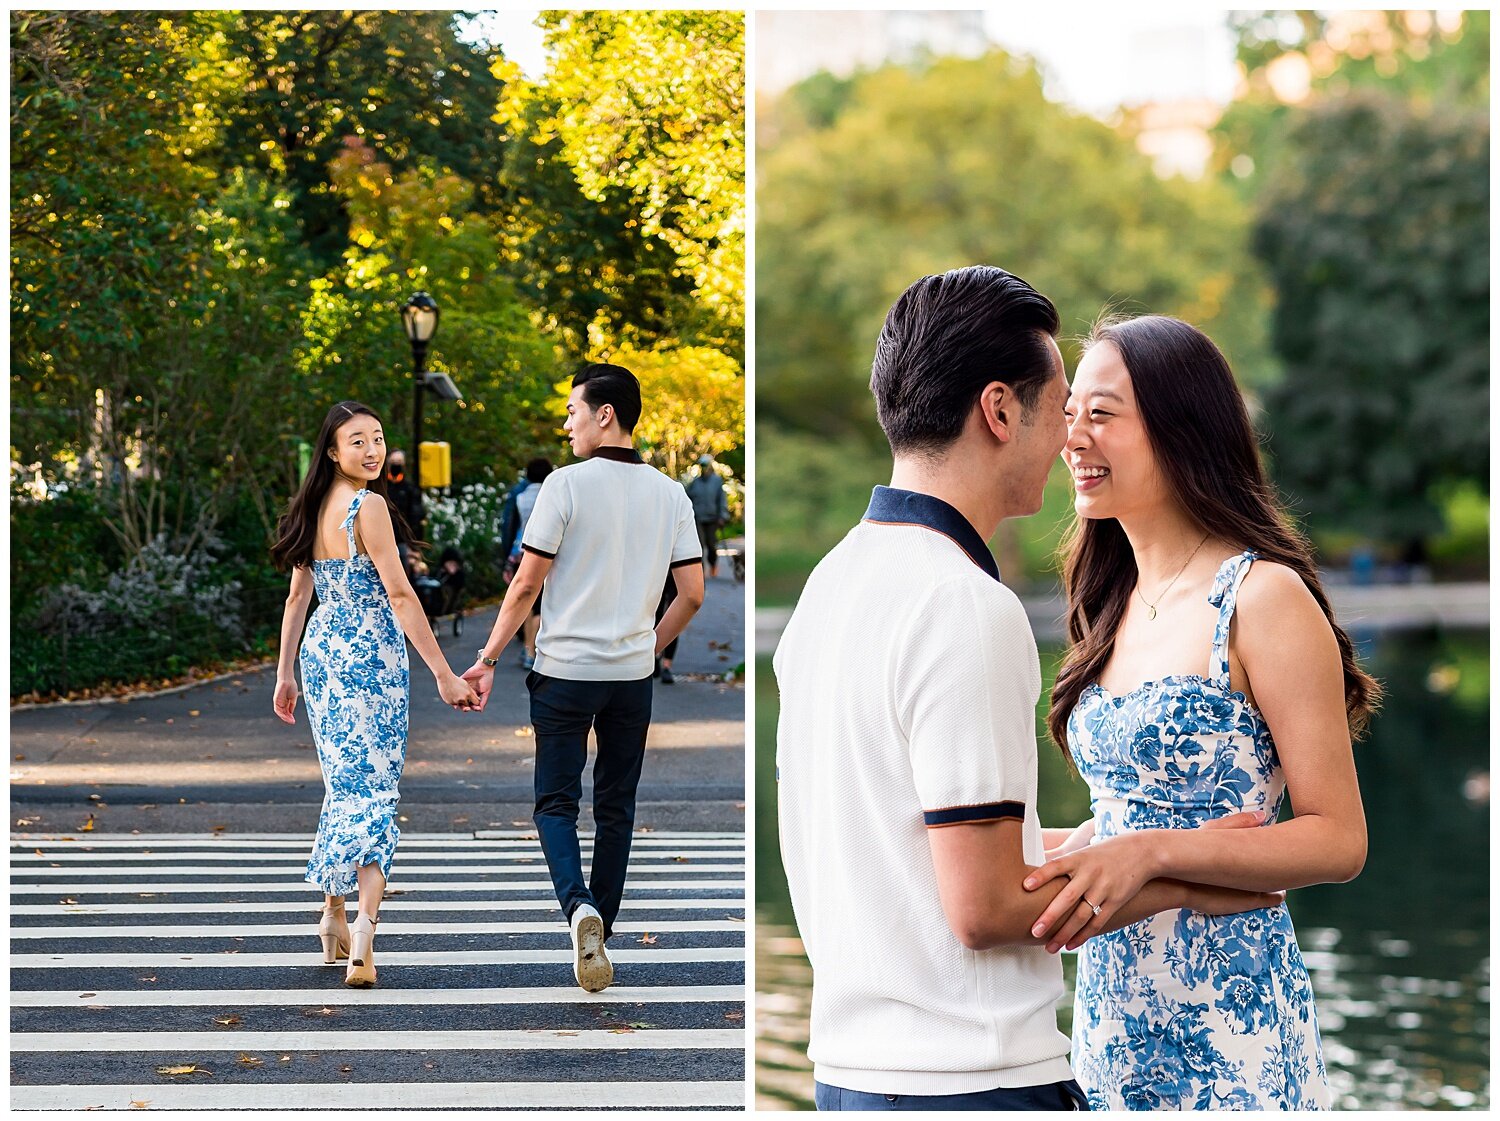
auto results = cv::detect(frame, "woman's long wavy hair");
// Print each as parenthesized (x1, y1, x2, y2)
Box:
(270, 401, 416, 571)
(1046, 315, 1381, 758)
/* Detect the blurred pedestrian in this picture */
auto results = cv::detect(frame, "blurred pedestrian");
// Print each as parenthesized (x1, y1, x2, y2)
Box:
(385, 449, 426, 552)
(687, 453, 730, 577)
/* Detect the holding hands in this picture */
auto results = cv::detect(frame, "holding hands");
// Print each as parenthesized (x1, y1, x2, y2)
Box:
(1024, 810, 1271, 953)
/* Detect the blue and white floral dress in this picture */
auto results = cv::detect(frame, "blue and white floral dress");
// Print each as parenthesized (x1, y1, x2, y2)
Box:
(301, 489, 408, 896)
(1067, 551, 1329, 1110)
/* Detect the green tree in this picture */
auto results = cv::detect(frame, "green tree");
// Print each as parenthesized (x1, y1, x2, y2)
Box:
(1254, 92, 1489, 552)
(1214, 11, 1489, 195)
(208, 11, 512, 266)
(757, 51, 1273, 445)
(500, 10, 746, 356)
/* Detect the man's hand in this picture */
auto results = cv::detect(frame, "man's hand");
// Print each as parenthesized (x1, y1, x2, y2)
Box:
(460, 663, 495, 712)
(1024, 810, 1266, 951)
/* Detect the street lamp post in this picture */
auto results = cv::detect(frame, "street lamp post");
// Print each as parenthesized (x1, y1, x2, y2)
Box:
(400, 291, 440, 490)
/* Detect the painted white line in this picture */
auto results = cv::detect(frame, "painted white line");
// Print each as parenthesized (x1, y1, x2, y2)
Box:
(13, 832, 745, 844)
(11, 1028, 745, 1052)
(12, 984, 745, 1008)
(11, 897, 745, 916)
(11, 848, 741, 862)
(11, 919, 741, 939)
(15, 947, 746, 968)
(11, 879, 744, 896)
(10, 1081, 745, 1110)
(12, 863, 745, 878)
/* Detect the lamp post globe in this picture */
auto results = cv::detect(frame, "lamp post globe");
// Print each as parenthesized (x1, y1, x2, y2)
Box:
(400, 292, 439, 489)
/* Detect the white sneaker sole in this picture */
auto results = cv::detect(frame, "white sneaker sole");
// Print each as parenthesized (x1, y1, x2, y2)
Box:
(573, 912, 613, 992)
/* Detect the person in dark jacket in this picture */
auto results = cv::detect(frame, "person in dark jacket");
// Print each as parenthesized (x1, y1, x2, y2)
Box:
(686, 454, 730, 578)
(385, 450, 426, 547)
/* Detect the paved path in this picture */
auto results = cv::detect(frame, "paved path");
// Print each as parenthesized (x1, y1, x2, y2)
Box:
(11, 831, 746, 1110)
(12, 571, 745, 836)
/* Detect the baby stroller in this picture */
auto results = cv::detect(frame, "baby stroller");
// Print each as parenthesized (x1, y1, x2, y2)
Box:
(412, 546, 467, 636)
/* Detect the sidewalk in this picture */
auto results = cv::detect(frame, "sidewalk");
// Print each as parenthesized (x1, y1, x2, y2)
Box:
(11, 570, 746, 835)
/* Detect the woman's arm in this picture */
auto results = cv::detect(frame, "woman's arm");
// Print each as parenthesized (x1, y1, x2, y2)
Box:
(1026, 563, 1368, 946)
(358, 496, 477, 708)
(273, 565, 315, 724)
(1042, 819, 1094, 858)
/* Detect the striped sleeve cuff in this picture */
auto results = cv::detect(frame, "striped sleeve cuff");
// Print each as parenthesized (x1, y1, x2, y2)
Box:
(522, 544, 557, 560)
(922, 801, 1026, 829)
(669, 556, 701, 569)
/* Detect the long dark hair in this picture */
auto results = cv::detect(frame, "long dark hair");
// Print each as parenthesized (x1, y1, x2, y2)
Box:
(270, 401, 416, 571)
(1046, 315, 1381, 756)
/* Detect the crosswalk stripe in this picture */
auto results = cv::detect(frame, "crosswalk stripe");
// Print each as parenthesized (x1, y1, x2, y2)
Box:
(15, 947, 746, 968)
(13, 985, 744, 1008)
(12, 863, 746, 877)
(11, 878, 745, 895)
(12, 919, 741, 938)
(12, 848, 741, 862)
(12, 897, 745, 916)
(12, 1082, 746, 1110)
(12, 1028, 745, 1052)
(11, 832, 746, 1110)
(13, 831, 745, 843)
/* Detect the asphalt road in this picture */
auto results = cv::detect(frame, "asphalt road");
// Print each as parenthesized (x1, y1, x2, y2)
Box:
(11, 570, 746, 835)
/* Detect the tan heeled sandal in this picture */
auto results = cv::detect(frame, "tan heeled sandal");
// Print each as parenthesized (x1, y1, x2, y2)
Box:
(319, 905, 351, 965)
(344, 914, 379, 987)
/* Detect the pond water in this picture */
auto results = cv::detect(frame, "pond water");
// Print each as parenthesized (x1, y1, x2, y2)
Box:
(755, 627, 1489, 1111)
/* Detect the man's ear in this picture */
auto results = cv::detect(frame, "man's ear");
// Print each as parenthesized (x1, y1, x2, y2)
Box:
(978, 381, 1013, 444)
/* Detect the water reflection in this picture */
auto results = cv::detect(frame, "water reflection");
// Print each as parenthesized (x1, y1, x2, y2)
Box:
(755, 628, 1489, 1111)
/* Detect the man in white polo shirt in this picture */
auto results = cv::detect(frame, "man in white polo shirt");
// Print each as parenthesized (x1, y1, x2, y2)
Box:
(775, 267, 1274, 1110)
(463, 363, 704, 992)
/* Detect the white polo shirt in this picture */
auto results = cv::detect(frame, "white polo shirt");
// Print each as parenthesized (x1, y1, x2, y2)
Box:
(521, 446, 701, 681)
(775, 486, 1072, 1096)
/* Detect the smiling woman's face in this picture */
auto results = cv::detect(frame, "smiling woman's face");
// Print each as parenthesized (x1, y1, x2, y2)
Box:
(330, 416, 386, 483)
(1063, 341, 1170, 522)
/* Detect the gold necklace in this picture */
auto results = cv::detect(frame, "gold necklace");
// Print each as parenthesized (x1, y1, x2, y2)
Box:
(1137, 533, 1210, 620)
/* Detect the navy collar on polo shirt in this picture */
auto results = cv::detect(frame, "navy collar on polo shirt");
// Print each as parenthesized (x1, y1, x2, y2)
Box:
(590, 445, 644, 464)
(862, 485, 1000, 582)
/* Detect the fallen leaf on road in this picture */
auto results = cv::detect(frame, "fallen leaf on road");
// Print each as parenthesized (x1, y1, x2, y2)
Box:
(423, 1061, 437, 1069)
(302, 1006, 339, 1017)
(673, 856, 688, 862)
(724, 1010, 744, 1021)
(82, 816, 95, 832)
(60, 898, 79, 905)
(339, 1065, 353, 1073)
(16, 818, 35, 826)
(236, 1054, 263, 1068)
(79, 992, 97, 998)
(554, 1031, 579, 1037)
(279, 1055, 292, 1062)
(628, 1021, 654, 1029)
(165, 719, 173, 725)
(130, 1101, 150, 1109)
(33, 848, 44, 856)
(139, 975, 158, 983)
(155, 1064, 211, 1077)
(608, 1026, 635, 1034)
(211, 825, 227, 833)
(213, 1015, 241, 1027)
(188, 710, 200, 717)
(637, 933, 658, 945)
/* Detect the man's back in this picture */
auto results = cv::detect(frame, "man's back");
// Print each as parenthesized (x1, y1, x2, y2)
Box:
(522, 452, 698, 681)
(775, 504, 1071, 1096)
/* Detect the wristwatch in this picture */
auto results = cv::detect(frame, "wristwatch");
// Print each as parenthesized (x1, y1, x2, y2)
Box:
(477, 650, 499, 668)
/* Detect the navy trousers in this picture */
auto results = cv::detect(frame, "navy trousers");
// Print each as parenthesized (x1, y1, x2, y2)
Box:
(814, 1078, 1087, 1111)
(527, 671, 653, 938)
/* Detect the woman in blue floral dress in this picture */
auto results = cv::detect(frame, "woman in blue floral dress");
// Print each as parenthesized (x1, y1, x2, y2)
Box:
(1025, 317, 1380, 1109)
(271, 401, 477, 986)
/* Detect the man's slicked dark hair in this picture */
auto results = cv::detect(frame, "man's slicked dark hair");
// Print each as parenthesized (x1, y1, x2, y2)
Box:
(572, 362, 643, 433)
(870, 265, 1061, 455)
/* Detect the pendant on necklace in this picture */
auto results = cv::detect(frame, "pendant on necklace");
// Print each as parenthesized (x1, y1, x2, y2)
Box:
(1147, 606, 1157, 621)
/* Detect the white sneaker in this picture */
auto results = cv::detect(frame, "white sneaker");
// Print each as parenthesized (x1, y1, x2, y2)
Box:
(569, 903, 613, 992)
